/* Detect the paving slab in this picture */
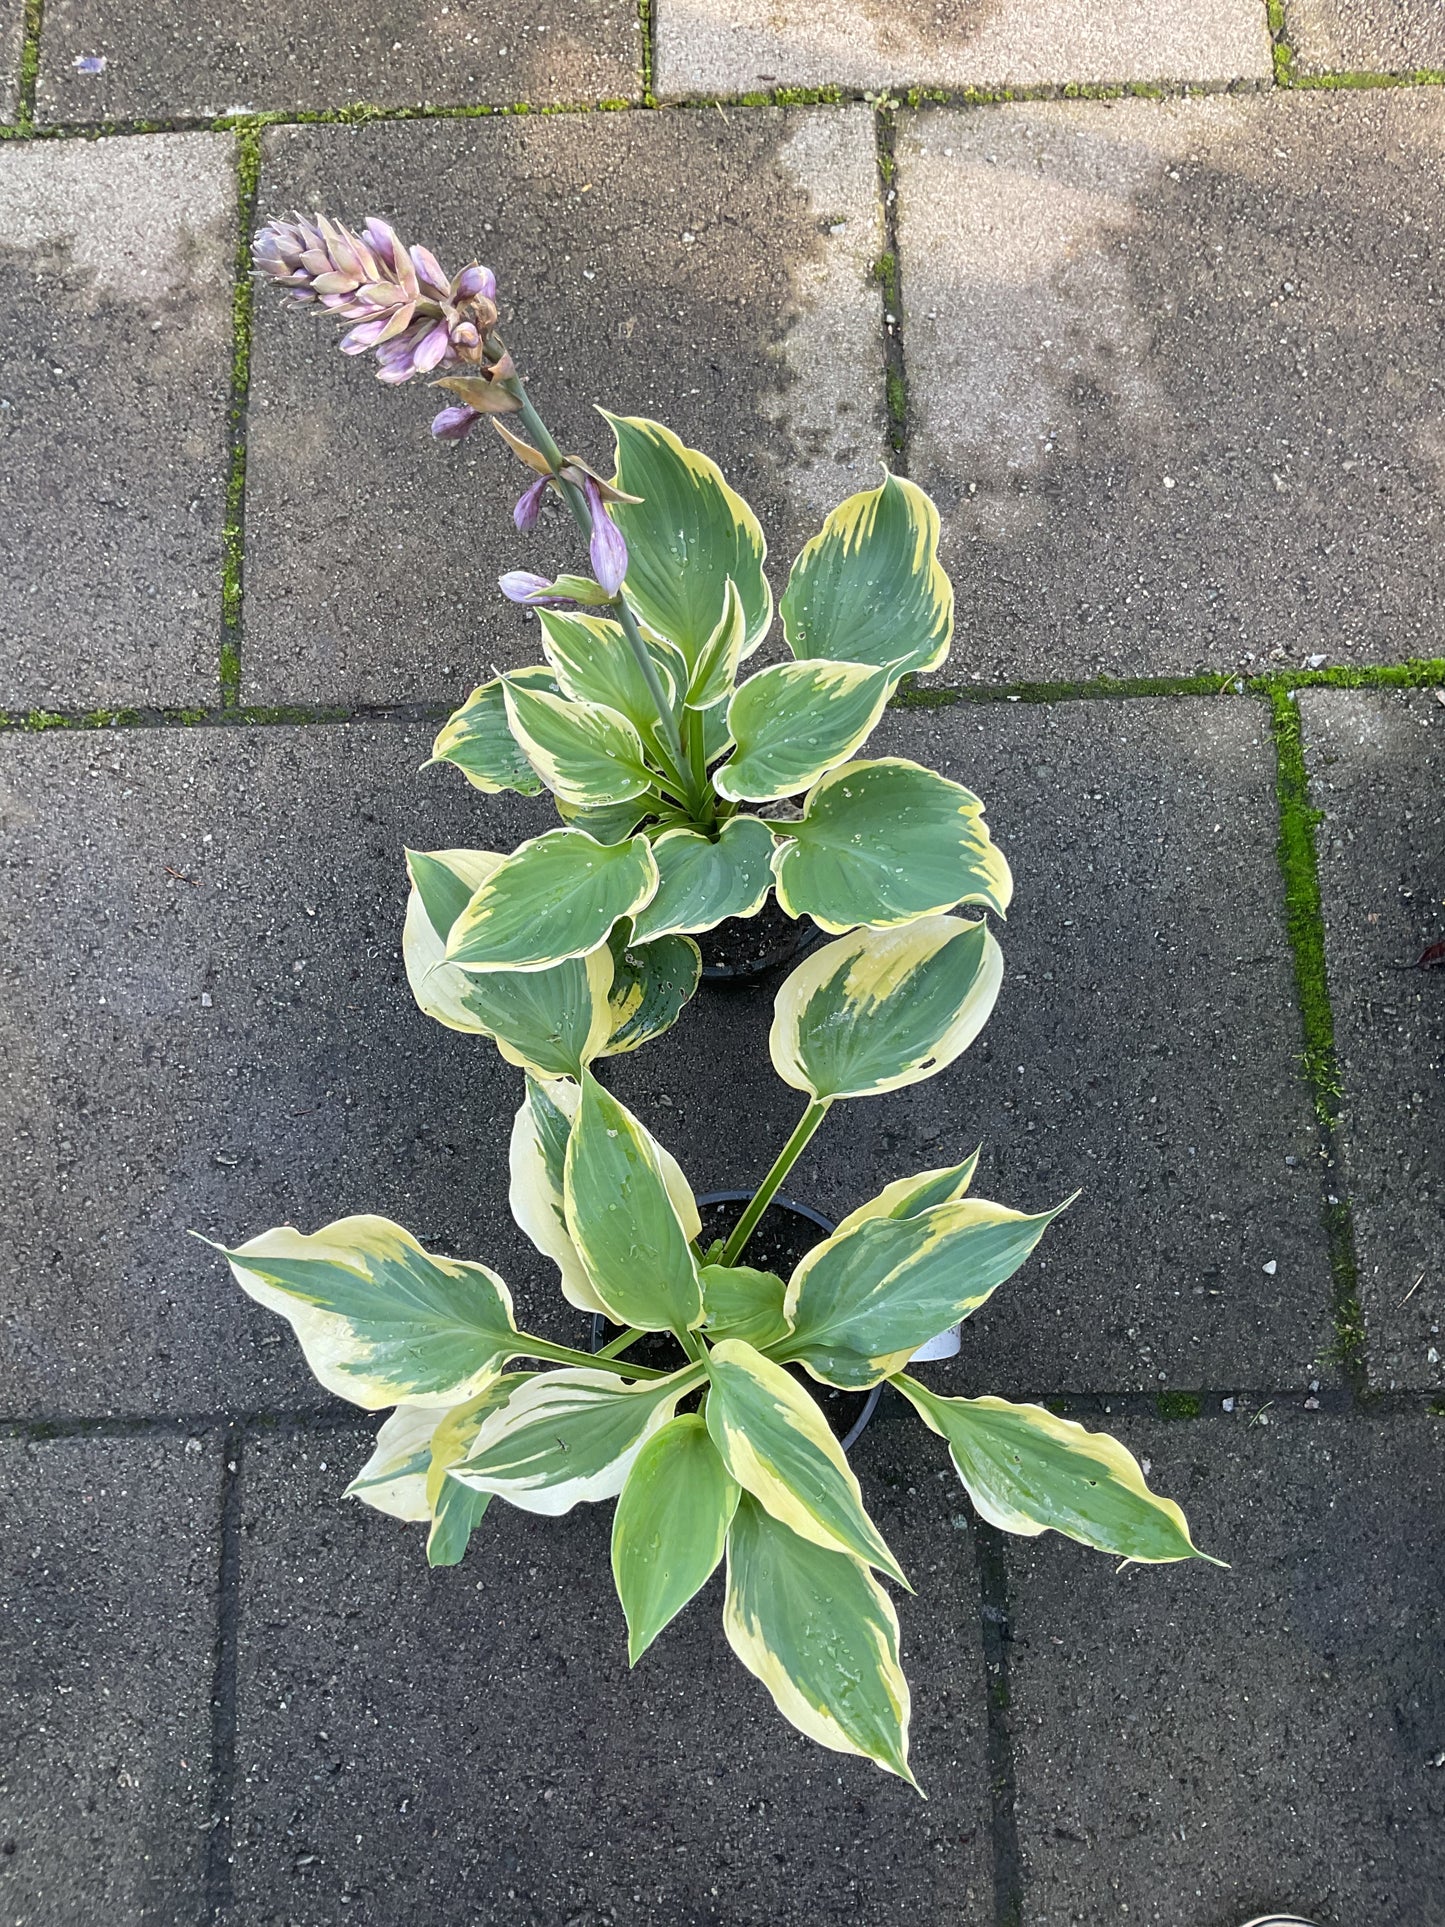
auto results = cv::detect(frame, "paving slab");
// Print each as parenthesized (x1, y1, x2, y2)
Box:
(0, 0, 22, 123)
(244, 107, 886, 706)
(36, 0, 639, 122)
(0, 1430, 222, 1923)
(0, 133, 234, 711)
(608, 695, 1335, 1397)
(231, 1395, 992, 1925)
(1285, 0, 1445, 75)
(0, 722, 575, 1420)
(656, 0, 1270, 98)
(1301, 689, 1445, 1392)
(900, 92, 1445, 685)
(1005, 1408, 1445, 1926)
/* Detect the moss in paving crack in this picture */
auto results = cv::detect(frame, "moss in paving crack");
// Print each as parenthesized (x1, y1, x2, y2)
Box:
(1155, 1391, 1202, 1420)
(1267, 0, 1294, 85)
(220, 128, 261, 708)
(872, 250, 898, 306)
(635, 0, 655, 105)
(1291, 67, 1445, 90)
(15, 0, 42, 128)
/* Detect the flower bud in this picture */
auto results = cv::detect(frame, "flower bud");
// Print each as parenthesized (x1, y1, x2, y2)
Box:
(584, 477, 629, 598)
(431, 404, 482, 443)
(513, 476, 549, 533)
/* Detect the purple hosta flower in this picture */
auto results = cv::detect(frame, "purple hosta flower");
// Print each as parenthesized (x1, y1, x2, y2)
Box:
(431, 403, 483, 444)
(253, 212, 502, 389)
(513, 476, 549, 533)
(583, 477, 629, 597)
(499, 571, 612, 609)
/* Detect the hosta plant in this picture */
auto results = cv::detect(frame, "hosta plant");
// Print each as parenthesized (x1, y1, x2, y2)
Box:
(209, 916, 1216, 1789)
(255, 213, 1010, 1013)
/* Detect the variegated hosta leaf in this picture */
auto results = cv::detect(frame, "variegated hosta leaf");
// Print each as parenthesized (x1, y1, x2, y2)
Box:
(602, 921, 701, 1056)
(629, 816, 777, 944)
(704, 1339, 908, 1586)
(715, 660, 893, 805)
(344, 1403, 439, 1522)
(780, 471, 952, 680)
(686, 577, 748, 710)
(892, 1378, 1217, 1565)
(536, 608, 680, 754)
(780, 1195, 1069, 1391)
(449, 1365, 702, 1515)
(426, 665, 555, 795)
(215, 1215, 520, 1409)
(404, 848, 614, 1079)
(612, 1413, 740, 1663)
(423, 1376, 526, 1566)
(772, 758, 1013, 933)
(509, 1077, 606, 1314)
(502, 676, 653, 810)
(445, 827, 659, 974)
(700, 1263, 790, 1351)
(833, 1152, 981, 1237)
(602, 412, 772, 668)
(771, 916, 1003, 1101)
(555, 795, 650, 846)
(564, 1072, 704, 1335)
(724, 1496, 916, 1788)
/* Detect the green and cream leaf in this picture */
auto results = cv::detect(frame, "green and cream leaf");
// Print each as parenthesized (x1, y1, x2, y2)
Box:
(344, 1404, 439, 1522)
(704, 1339, 908, 1586)
(426, 666, 555, 795)
(781, 1195, 1069, 1390)
(601, 922, 702, 1055)
(716, 661, 893, 804)
(773, 758, 1012, 932)
(780, 471, 952, 679)
(214, 1215, 521, 1409)
(450, 1365, 702, 1515)
(893, 1379, 1217, 1564)
(833, 1153, 981, 1237)
(502, 677, 653, 809)
(685, 577, 748, 709)
(612, 1414, 740, 1663)
(536, 608, 679, 748)
(509, 1077, 605, 1314)
(603, 413, 772, 667)
(629, 815, 777, 943)
(724, 1496, 916, 1787)
(563, 1072, 704, 1334)
(445, 828, 659, 973)
(771, 916, 1003, 1101)
(700, 1263, 791, 1351)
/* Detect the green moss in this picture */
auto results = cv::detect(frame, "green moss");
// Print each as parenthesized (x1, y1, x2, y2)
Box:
(872, 251, 899, 305)
(218, 129, 260, 709)
(1266, 0, 1295, 85)
(13, 0, 42, 128)
(1155, 1391, 1202, 1420)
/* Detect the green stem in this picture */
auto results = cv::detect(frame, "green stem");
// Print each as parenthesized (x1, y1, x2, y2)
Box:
(518, 1336, 667, 1381)
(596, 1325, 646, 1359)
(719, 1098, 834, 1268)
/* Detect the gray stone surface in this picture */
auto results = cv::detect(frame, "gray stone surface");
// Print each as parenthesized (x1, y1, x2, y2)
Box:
(0, 1431, 222, 1922)
(657, 0, 1270, 98)
(231, 1396, 993, 1924)
(1286, 0, 1445, 75)
(901, 92, 1445, 685)
(0, 0, 22, 123)
(0, 134, 234, 710)
(36, 0, 639, 122)
(1302, 689, 1445, 1392)
(610, 695, 1335, 1396)
(243, 107, 886, 705)
(0, 721, 578, 1419)
(1006, 1409, 1445, 1925)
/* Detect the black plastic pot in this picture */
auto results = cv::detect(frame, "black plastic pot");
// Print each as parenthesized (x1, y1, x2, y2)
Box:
(589, 1190, 881, 1453)
(695, 897, 824, 984)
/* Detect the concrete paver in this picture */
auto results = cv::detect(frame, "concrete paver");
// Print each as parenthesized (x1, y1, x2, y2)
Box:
(656, 0, 1271, 98)
(0, 722, 567, 1419)
(231, 1395, 993, 1925)
(0, 134, 235, 709)
(609, 696, 1335, 1397)
(901, 92, 1445, 684)
(1286, 0, 1445, 76)
(1006, 1410, 1445, 1925)
(36, 0, 640, 122)
(1302, 689, 1444, 1392)
(243, 107, 885, 705)
(0, 1432, 222, 1923)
